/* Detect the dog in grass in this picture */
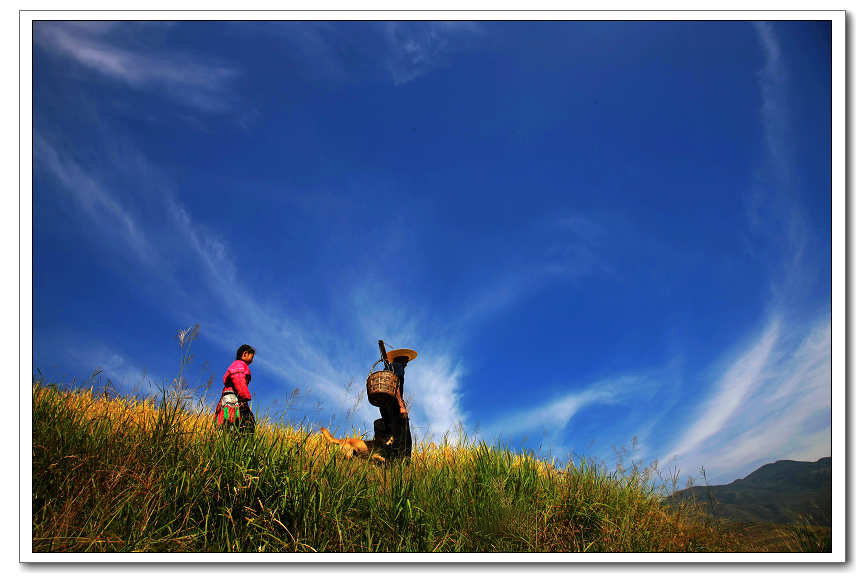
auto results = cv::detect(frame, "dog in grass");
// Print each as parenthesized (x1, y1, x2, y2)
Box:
(319, 427, 393, 463)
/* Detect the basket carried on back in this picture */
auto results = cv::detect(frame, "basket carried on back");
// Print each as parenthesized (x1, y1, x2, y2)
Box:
(366, 360, 400, 407)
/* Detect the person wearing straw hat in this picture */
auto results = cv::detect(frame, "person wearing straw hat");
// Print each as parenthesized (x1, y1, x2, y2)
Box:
(375, 348, 417, 460)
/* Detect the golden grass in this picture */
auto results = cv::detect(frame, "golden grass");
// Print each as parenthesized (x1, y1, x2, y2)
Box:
(31, 383, 816, 553)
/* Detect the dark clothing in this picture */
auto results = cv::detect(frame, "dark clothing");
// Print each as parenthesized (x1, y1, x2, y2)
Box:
(375, 406, 411, 460)
(238, 402, 255, 434)
(377, 359, 411, 459)
(390, 360, 407, 382)
(390, 416, 412, 459)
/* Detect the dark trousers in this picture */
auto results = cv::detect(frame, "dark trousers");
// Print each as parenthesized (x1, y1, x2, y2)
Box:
(375, 403, 411, 460)
(377, 361, 411, 459)
(238, 402, 255, 434)
(390, 417, 412, 459)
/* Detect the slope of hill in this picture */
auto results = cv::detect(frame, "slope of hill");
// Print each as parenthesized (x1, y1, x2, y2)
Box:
(32, 382, 770, 553)
(665, 458, 831, 526)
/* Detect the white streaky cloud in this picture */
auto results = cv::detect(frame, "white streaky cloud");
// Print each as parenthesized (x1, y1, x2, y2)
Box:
(383, 21, 483, 85)
(64, 344, 153, 395)
(658, 317, 830, 484)
(747, 19, 820, 297)
(202, 303, 468, 440)
(746, 21, 790, 242)
(406, 354, 465, 442)
(660, 317, 781, 469)
(235, 21, 480, 87)
(779, 427, 832, 463)
(477, 372, 663, 466)
(708, 320, 830, 473)
(340, 263, 489, 439)
(270, 22, 355, 83)
(652, 23, 830, 485)
(347, 277, 426, 349)
(35, 22, 238, 112)
(37, 133, 352, 410)
(256, 355, 359, 414)
(57, 22, 121, 35)
(165, 198, 241, 297)
(335, 211, 616, 440)
(454, 269, 545, 331)
(483, 384, 618, 441)
(753, 21, 787, 169)
(340, 283, 468, 442)
(190, 300, 366, 414)
(451, 213, 611, 334)
(37, 120, 631, 449)
(35, 135, 157, 266)
(764, 321, 830, 404)
(176, 229, 468, 435)
(37, 131, 469, 437)
(542, 213, 613, 280)
(711, 402, 829, 477)
(161, 184, 615, 441)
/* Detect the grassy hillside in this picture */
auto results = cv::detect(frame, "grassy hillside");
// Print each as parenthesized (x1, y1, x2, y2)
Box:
(30, 383, 822, 553)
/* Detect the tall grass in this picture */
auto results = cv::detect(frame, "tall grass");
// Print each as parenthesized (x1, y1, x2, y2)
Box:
(33, 382, 760, 553)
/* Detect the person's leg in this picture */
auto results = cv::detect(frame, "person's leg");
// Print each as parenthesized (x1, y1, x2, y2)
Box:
(373, 418, 390, 441)
(240, 403, 255, 434)
(393, 418, 412, 460)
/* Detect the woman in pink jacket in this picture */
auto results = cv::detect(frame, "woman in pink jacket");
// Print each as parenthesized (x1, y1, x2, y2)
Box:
(219, 344, 256, 433)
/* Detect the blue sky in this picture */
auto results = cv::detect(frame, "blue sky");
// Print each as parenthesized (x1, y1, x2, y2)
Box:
(33, 20, 832, 485)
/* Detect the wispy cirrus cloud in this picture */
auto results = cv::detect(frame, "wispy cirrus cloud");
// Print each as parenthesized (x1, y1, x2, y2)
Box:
(408, 355, 466, 441)
(238, 21, 483, 86)
(382, 21, 484, 85)
(480, 372, 664, 463)
(482, 387, 617, 442)
(658, 316, 829, 484)
(656, 24, 830, 485)
(753, 21, 790, 173)
(35, 134, 158, 266)
(746, 20, 813, 283)
(659, 317, 782, 469)
(450, 211, 611, 336)
(36, 119, 618, 445)
(35, 124, 472, 441)
(35, 21, 239, 112)
(62, 343, 153, 395)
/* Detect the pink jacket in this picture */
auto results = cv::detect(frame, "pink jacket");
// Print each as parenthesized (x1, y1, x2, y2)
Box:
(223, 360, 252, 402)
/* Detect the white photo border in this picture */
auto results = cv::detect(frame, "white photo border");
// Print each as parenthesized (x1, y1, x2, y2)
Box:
(19, 8, 846, 564)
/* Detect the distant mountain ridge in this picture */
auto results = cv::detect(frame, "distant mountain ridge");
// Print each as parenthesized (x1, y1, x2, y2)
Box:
(665, 457, 831, 525)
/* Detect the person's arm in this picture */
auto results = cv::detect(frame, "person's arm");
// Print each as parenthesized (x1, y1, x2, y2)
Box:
(392, 362, 408, 418)
(230, 371, 252, 401)
(396, 381, 408, 418)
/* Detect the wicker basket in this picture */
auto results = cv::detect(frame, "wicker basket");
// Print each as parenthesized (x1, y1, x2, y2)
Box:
(366, 363, 400, 407)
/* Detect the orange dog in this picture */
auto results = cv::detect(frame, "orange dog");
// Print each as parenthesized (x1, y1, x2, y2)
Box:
(319, 427, 392, 463)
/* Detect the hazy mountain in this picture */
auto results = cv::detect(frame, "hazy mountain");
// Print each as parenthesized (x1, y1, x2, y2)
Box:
(665, 457, 831, 525)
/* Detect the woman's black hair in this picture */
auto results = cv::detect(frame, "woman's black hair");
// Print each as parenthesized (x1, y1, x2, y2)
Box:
(236, 344, 256, 360)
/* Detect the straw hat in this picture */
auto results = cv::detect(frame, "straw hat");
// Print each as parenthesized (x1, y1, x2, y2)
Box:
(386, 348, 418, 362)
